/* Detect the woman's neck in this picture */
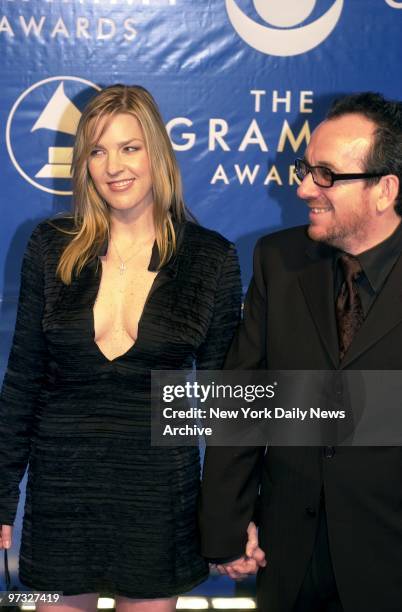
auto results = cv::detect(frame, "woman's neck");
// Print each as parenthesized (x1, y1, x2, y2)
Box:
(109, 206, 156, 249)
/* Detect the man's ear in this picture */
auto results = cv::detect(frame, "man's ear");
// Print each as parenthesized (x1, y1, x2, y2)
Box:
(376, 174, 400, 213)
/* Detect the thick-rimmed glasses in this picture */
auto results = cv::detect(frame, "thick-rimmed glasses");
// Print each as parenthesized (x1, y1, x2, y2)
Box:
(294, 158, 386, 188)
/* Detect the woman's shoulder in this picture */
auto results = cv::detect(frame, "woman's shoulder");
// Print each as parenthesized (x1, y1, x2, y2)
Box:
(34, 214, 75, 235)
(181, 221, 234, 254)
(30, 215, 76, 246)
(24, 215, 76, 266)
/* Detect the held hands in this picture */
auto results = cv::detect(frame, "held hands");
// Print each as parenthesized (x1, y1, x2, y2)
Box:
(0, 525, 13, 549)
(213, 521, 266, 580)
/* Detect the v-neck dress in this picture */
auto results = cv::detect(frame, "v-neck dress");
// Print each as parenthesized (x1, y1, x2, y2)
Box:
(0, 217, 242, 598)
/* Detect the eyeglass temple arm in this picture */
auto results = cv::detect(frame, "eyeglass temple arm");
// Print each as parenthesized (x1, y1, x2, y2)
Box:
(333, 172, 385, 180)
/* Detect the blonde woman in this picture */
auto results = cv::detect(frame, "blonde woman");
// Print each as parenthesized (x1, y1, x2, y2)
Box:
(0, 85, 241, 612)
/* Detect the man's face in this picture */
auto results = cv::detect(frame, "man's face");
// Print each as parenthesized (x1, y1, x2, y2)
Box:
(297, 113, 378, 253)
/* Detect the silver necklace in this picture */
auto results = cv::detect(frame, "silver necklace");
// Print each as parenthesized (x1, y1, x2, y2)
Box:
(110, 236, 152, 275)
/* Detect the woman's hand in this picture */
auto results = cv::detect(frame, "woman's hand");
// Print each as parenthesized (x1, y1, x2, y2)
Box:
(0, 525, 13, 549)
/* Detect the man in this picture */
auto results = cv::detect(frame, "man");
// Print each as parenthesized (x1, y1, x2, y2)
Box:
(199, 92, 402, 612)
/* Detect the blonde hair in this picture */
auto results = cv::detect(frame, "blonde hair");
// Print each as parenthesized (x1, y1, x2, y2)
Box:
(57, 84, 189, 284)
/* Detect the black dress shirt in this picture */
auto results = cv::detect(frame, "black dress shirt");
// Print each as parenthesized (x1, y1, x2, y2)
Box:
(334, 221, 402, 317)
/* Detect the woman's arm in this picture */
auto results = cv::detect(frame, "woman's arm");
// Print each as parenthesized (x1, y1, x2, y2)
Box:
(0, 225, 48, 527)
(195, 242, 242, 370)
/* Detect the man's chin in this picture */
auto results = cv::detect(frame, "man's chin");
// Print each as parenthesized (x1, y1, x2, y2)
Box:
(307, 224, 328, 243)
(308, 225, 347, 250)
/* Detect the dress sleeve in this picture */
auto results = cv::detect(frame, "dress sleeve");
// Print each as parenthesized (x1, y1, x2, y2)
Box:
(195, 243, 242, 370)
(199, 238, 267, 559)
(224, 237, 267, 369)
(0, 225, 48, 525)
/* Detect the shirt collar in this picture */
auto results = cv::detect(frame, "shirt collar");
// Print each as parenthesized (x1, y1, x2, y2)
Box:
(335, 220, 402, 293)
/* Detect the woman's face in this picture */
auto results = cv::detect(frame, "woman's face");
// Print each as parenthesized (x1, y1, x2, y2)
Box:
(87, 112, 154, 218)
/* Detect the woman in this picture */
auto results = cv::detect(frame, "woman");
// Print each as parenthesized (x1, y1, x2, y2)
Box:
(0, 85, 242, 611)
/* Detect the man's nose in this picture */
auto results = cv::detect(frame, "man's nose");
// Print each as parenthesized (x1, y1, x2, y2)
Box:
(297, 171, 320, 200)
(106, 152, 123, 176)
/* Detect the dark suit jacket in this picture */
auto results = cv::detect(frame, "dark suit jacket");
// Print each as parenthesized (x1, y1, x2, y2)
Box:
(200, 225, 402, 612)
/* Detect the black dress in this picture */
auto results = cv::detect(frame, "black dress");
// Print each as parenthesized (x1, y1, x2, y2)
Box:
(0, 217, 241, 598)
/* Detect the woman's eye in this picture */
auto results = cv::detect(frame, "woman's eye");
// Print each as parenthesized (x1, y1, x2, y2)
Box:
(90, 148, 104, 157)
(124, 146, 138, 153)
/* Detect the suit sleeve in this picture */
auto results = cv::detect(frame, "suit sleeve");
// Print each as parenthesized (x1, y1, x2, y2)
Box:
(196, 243, 242, 370)
(199, 238, 267, 559)
(0, 226, 48, 525)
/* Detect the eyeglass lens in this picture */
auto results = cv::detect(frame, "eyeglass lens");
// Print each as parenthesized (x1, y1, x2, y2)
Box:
(296, 160, 333, 187)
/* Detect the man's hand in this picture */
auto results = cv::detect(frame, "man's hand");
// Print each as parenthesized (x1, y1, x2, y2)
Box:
(214, 521, 266, 580)
(0, 525, 13, 549)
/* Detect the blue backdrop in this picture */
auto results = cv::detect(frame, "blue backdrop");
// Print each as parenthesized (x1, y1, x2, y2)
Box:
(1, 0, 402, 592)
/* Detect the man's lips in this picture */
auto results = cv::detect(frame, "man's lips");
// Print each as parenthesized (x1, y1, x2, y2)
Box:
(309, 206, 332, 214)
(107, 178, 135, 192)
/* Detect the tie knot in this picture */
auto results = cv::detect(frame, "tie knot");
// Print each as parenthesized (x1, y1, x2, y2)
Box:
(339, 253, 362, 283)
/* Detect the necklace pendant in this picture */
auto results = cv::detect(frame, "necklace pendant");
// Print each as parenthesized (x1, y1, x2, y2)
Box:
(119, 262, 126, 274)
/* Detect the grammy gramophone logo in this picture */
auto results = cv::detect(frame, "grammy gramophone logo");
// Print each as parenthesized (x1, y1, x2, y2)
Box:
(6, 76, 101, 196)
(33, 82, 81, 180)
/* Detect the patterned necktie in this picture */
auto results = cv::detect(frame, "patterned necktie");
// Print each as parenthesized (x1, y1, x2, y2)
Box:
(336, 253, 364, 361)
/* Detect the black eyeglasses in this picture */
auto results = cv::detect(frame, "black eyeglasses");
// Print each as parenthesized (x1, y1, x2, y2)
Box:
(294, 158, 386, 188)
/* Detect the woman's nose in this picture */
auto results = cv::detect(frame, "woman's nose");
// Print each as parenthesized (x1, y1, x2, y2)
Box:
(105, 152, 123, 176)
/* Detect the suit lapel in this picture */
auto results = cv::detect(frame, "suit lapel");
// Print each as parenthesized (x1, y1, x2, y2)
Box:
(341, 253, 402, 368)
(298, 243, 339, 369)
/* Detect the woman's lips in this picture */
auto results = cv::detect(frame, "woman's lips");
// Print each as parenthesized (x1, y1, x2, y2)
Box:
(107, 178, 135, 192)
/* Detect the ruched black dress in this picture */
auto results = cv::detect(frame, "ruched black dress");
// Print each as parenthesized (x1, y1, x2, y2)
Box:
(0, 217, 241, 598)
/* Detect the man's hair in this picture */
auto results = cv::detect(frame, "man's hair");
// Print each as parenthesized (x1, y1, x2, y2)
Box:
(327, 92, 402, 215)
